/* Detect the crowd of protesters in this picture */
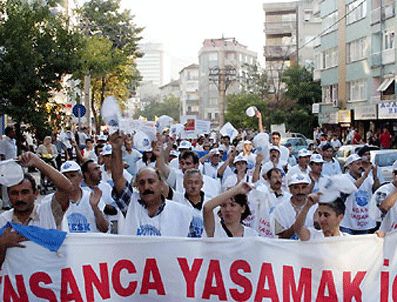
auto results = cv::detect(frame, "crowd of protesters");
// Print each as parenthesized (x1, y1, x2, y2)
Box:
(0, 114, 395, 259)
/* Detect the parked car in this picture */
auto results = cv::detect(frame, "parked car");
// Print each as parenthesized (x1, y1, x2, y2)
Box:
(335, 144, 380, 167)
(285, 132, 314, 145)
(281, 137, 308, 159)
(370, 150, 397, 183)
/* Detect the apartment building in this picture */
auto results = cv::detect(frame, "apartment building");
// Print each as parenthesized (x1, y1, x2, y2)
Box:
(314, 0, 396, 134)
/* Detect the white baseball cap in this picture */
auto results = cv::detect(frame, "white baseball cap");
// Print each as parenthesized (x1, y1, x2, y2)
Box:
(269, 145, 280, 153)
(101, 144, 113, 156)
(178, 140, 192, 150)
(310, 153, 324, 164)
(345, 154, 361, 167)
(169, 150, 179, 157)
(288, 173, 311, 186)
(97, 133, 108, 141)
(298, 149, 312, 158)
(60, 161, 81, 174)
(243, 140, 252, 145)
(209, 148, 221, 156)
(233, 155, 248, 164)
(0, 160, 24, 187)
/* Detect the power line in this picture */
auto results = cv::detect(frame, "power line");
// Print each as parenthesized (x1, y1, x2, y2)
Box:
(290, 0, 368, 54)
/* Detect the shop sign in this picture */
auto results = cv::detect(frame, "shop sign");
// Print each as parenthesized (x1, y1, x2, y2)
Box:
(337, 110, 351, 123)
(378, 101, 397, 119)
(354, 105, 377, 120)
(318, 112, 338, 124)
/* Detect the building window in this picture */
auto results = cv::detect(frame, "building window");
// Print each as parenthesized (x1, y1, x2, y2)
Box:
(384, 30, 395, 50)
(304, 9, 312, 21)
(207, 113, 212, 120)
(323, 47, 338, 68)
(347, 79, 366, 101)
(347, 37, 367, 63)
(215, 113, 219, 119)
(322, 84, 338, 105)
(322, 11, 338, 35)
(346, 0, 367, 25)
(315, 53, 323, 70)
(208, 52, 218, 61)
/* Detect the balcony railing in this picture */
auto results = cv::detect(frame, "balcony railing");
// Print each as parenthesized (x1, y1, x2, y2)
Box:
(264, 21, 296, 35)
(371, 7, 381, 24)
(264, 45, 295, 59)
(382, 48, 395, 65)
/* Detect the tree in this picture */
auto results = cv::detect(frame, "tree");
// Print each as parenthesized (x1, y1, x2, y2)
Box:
(76, 0, 143, 131)
(0, 0, 82, 145)
(282, 64, 322, 108)
(225, 94, 269, 129)
(240, 64, 270, 100)
(134, 96, 180, 121)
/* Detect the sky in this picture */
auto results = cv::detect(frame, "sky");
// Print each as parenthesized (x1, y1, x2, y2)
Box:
(121, 0, 268, 83)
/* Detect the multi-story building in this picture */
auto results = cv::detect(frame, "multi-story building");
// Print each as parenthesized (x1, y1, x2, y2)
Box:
(313, 0, 396, 135)
(179, 64, 200, 116)
(263, 0, 322, 92)
(136, 43, 164, 87)
(198, 37, 257, 124)
(159, 80, 180, 101)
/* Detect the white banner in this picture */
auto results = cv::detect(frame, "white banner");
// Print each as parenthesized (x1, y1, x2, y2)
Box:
(4, 233, 397, 301)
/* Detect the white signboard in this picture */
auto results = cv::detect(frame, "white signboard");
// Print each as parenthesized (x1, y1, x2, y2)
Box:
(378, 101, 397, 119)
(270, 124, 286, 136)
(354, 105, 377, 120)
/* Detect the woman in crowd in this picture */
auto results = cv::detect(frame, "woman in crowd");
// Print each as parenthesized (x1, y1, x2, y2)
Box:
(203, 181, 257, 237)
(136, 147, 156, 172)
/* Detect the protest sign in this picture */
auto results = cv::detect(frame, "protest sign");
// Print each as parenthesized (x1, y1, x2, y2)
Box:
(2, 232, 396, 301)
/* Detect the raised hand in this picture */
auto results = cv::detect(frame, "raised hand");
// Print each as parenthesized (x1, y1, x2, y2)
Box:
(236, 181, 252, 195)
(89, 186, 103, 208)
(19, 152, 40, 167)
(109, 131, 124, 150)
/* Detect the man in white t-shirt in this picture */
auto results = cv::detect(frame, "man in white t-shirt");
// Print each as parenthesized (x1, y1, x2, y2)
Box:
(0, 152, 73, 265)
(321, 143, 342, 176)
(286, 148, 311, 183)
(340, 154, 377, 234)
(100, 144, 132, 186)
(110, 133, 203, 237)
(270, 173, 316, 239)
(377, 161, 397, 233)
(270, 131, 289, 163)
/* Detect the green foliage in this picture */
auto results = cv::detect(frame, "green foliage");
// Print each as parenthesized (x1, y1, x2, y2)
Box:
(240, 64, 270, 100)
(0, 0, 82, 143)
(76, 0, 142, 130)
(134, 96, 180, 121)
(282, 64, 322, 108)
(225, 94, 268, 129)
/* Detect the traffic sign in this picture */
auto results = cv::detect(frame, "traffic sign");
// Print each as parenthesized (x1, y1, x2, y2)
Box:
(72, 104, 86, 118)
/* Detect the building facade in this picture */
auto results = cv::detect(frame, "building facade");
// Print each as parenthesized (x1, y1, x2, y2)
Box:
(313, 0, 396, 135)
(136, 43, 164, 87)
(198, 37, 257, 124)
(179, 64, 200, 116)
(263, 0, 322, 92)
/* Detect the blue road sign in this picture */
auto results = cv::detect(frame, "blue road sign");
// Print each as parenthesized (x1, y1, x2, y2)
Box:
(72, 104, 86, 118)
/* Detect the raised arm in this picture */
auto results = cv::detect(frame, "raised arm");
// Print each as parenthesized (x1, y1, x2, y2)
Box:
(256, 110, 264, 133)
(153, 140, 170, 179)
(379, 190, 397, 213)
(217, 147, 235, 178)
(89, 187, 109, 233)
(203, 182, 251, 237)
(20, 152, 73, 193)
(252, 153, 264, 183)
(109, 132, 127, 195)
(293, 194, 318, 241)
(70, 139, 84, 165)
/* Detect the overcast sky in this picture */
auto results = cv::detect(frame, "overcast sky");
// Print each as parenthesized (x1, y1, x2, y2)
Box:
(121, 0, 268, 82)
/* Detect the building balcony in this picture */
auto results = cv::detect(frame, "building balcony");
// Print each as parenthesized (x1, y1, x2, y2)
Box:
(383, 4, 395, 19)
(371, 7, 381, 25)
(264, 45, 295, 60)
(382, 49, 395, 65)
(264, 21, 296, 35)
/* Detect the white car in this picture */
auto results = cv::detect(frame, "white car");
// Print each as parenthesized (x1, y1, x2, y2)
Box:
(370, 150, 397, 183)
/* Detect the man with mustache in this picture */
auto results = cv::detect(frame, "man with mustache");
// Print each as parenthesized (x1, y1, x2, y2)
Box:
(270, 173, 316, 239)
(340, 154, 377, 234)
(0, 152, 73, 265)
(110, 133, 203, 237)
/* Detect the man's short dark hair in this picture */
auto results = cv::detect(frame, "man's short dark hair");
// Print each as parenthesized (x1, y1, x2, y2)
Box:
(8, 173, 37, 193)
(271, 131, 281, 137)
(4, 126, 14, 137)
(319, 197, 345, 216)
(85, 138, 93, 144)
(266, 167, 282, 180)
(179, 150, 199, 165)
(81, 159, 95, 175)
